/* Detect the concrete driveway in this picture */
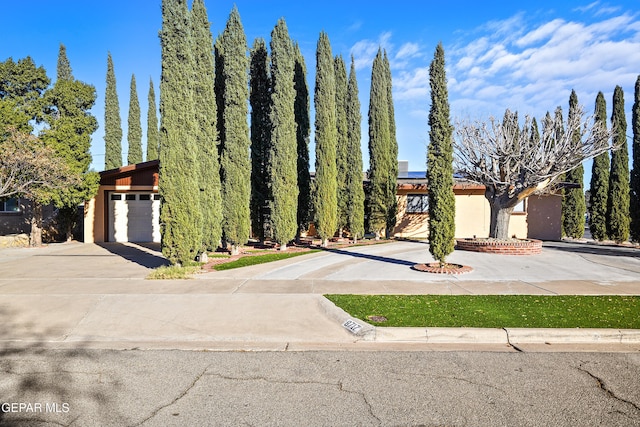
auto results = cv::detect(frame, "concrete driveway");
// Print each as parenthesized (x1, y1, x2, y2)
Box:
(0, 239, 638, 351)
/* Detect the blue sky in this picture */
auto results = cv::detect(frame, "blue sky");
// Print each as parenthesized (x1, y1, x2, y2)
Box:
(2, 0, 639, 178)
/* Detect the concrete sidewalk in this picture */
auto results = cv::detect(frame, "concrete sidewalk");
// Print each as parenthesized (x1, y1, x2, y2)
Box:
(0, 240, 638, 351)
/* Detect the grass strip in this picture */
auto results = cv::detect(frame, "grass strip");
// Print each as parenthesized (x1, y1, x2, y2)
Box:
(213, 250, 320, 271)
(147, 265, 201, 280)
(325, 295, 640, 328)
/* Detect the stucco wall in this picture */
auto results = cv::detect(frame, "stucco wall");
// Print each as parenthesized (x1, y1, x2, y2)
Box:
(394, 188, 530, 239)
(84, 185, 156, 243)
(527, 194, 562, 240)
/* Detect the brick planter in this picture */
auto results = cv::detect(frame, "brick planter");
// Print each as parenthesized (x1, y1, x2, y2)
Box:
(413, 263, 473, 275)
(456, 238, 543, 255)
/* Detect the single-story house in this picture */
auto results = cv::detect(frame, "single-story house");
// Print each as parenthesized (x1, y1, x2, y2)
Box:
(83, 160, 562, 244)
(393, 174, 561, 241)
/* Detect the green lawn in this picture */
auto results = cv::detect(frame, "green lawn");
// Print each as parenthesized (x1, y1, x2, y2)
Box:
(213, 250, 320, 271)
(325, 295, 640, 328)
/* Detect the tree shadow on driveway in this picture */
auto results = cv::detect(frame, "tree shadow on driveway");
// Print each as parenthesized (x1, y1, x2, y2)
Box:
(543, 241, 640, 259)
(318, 246, 417, 267)
(96, 242, 169, 269)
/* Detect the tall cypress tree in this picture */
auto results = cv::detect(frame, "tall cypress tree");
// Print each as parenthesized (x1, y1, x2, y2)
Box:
(269, 19, 298, 250)
(383, 50, 398, 236)
(607, 85, 630, 243)
(191, 0, 222, 252)
(217, 7, 250, 255)
(530, 117, 540, 146)
(426, 42, 455, 266)
(158, 0, 202, 264)
(346, 55, 365, 241)
(249, 38, 271, 242)
(589, 92, 610, 241)
(127, 74, 142, 164)
(314, 31, 338, 247)
(146, 78, 159, 161)
(104, 52, 122, 169)
(56, 45, 72, 82)
(335, 54, 349, 234)
(367, 49, 391, 238)
(294, 43, 311, 240)
(41, 44, 99, 241)
(630, 75, 640, 242)
(562, 90, 586, 238)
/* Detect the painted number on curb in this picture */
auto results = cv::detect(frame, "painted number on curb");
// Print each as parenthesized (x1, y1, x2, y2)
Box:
(342, 319, 363, 334)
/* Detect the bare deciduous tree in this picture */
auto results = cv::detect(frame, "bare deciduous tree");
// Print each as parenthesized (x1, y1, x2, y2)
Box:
(0, 128, 77, 245)
(454, 106, 613, 240)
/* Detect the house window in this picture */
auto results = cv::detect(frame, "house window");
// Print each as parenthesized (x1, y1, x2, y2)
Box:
(406, 194, 429, 213)
(0, 198, 20, 213)
(139, 194, 151, 201)
(512, 199, 526, 213)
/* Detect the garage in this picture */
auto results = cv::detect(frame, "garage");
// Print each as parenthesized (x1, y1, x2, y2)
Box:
(84, 160, 161, 244)
(108, 192, 161, 243)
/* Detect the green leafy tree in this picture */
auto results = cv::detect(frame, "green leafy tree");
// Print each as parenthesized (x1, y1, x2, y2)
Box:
(158, 0, 202, 264)
(217, 6, 251, 255)
(346, 55, 365, 241)
(294, 43, 312, 240)
(426, 42, 455, 266)
(268, 19, 298, 250)
(562, 90, 586, 238)
(630, 76, 640, 242)
(607, 86, 630, 243)
(191, 0, 222, 252)
(313, 32, 338, 247)
(127, 74, 142, 164)
(146, 78, 159, 161)
(40, 44, 100, 241)
(589, 92, 610, 241)
(367, 48, 392, 238)
(0, 56, 50, 137)
(335, 54, 349, 234)
(383, 51, 398, 236)
(104, 52, 122, 169)
(249, 38, 271, 242)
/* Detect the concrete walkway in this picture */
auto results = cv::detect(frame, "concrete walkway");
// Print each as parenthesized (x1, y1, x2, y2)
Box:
(0, 240, 638, 352)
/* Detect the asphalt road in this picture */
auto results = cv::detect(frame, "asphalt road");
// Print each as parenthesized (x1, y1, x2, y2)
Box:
(1, 349, 639, 426)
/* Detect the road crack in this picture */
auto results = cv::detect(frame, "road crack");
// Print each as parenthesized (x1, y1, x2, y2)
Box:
(132, 365, 210, 426)
(577, 364, 640, 414)
(210, 373, 381, 424)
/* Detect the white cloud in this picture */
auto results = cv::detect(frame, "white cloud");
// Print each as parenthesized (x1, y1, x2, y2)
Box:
(396, 42, 421, 60)
(393, 67, 429, 101)
(350, 31, 393, 70)
(446, 9, 640, 119)
(516, 19, 565, 47)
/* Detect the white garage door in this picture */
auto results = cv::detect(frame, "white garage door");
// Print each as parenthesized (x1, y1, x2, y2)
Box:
(108, 192, 161, 242)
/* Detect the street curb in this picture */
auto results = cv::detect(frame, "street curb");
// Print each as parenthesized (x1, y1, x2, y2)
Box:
(319, 298, 640, 345)
(316, 296, 376, 340)
(372, 327, 640, 345)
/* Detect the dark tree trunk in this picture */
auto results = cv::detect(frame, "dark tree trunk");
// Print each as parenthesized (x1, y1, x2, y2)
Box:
(485, 186, 518, 240)
(489, 201, 514, 239)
